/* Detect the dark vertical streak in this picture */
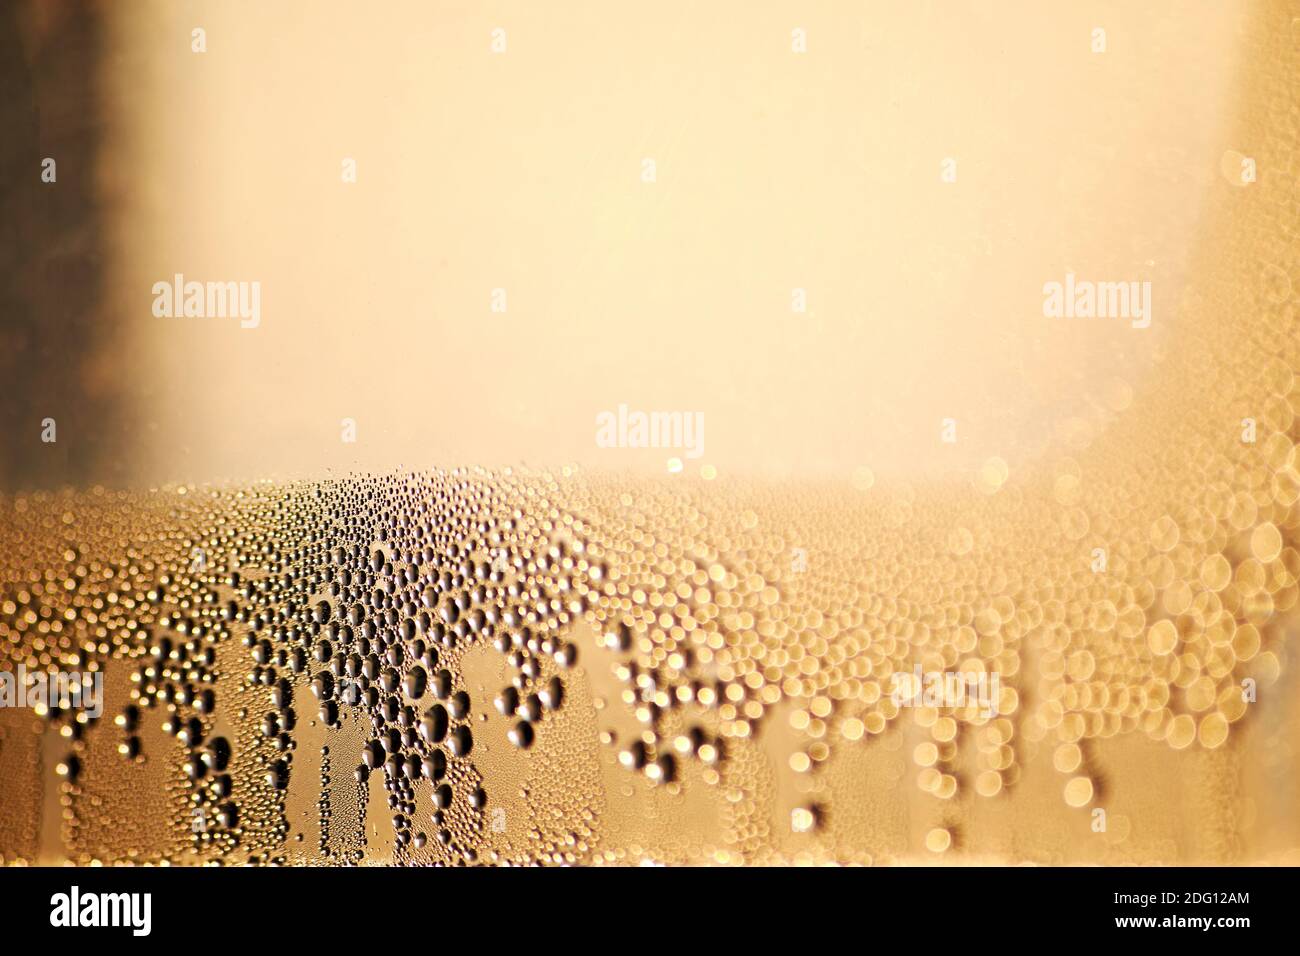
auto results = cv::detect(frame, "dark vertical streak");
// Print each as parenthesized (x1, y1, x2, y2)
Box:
(0, 2, 126, 491)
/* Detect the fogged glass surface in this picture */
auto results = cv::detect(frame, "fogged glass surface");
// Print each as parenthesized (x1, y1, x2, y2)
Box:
(1, 1, 1298, 865)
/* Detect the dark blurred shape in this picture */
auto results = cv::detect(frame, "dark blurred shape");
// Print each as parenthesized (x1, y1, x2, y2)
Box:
(0, 1, 129, 491)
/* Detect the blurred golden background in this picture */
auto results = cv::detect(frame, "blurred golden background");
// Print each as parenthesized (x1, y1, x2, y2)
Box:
(1, 0, 1256, 487)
